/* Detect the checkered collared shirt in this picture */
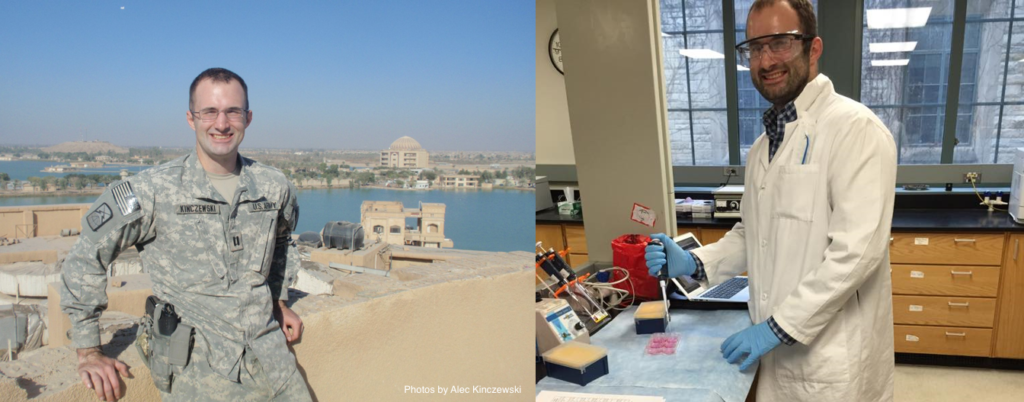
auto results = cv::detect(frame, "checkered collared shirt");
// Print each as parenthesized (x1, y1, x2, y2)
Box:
(689, 252, 796, 345)
(763, 102, 798, 163)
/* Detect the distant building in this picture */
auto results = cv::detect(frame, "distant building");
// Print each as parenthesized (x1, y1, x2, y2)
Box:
(380, 136, 429, 168)
(439, 175, 479, 188)
(361, 201, 453, 248)
(70, 162, 103, 168)
(414, 180, 430, 189)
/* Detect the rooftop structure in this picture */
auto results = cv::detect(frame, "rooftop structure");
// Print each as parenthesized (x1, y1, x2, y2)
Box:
(360, 201, 453, 248)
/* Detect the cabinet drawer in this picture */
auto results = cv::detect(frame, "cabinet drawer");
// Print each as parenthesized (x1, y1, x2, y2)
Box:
(564, 225, 587, 254)
(569, 253, 589, 269)
(894, 325, 991, 357)
(891, 265, 1000, 297)
(890, 233, 1003, 265)
(892, 296, 996, 328)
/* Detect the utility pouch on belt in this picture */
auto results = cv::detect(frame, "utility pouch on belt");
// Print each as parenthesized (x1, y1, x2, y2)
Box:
(136, 295, 193, 393)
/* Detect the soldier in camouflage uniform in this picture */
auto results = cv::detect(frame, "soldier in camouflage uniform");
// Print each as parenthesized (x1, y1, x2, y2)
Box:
(60, 68, 312, 401)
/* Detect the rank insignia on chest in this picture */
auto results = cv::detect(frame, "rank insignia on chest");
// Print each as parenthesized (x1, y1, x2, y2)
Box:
(176, 204, 220, 214)
(249, 201, 278, 212)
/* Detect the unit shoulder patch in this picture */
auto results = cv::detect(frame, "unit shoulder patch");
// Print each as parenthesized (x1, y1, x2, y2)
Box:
(249, 201, 278, 212)
(87, 203, 113, 231)
(176, 204, 220, 214)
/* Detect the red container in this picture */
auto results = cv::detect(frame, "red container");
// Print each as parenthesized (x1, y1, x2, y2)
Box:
(611, 234, 658, 299)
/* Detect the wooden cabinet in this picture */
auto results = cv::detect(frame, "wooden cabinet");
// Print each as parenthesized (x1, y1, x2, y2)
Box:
(995, 234, 1024, 358)
(891, 265, 1000, 297)
(701, 228, 730, 245)
(564, 225, 588, 254)
(889, 231, 1005, 357)
(890, 233, 1003, 266)
(894, 325, 993, 357)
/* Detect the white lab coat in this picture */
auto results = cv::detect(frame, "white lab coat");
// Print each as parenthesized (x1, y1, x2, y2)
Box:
(691, 74, 896, 401)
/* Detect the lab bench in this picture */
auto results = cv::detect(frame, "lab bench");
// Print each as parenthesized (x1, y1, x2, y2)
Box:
(536, 306, 756, 402)
(536, 208, 1024, 361)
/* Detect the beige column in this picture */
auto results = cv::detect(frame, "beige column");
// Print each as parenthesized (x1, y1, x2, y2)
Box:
(554, 0, 677, 261)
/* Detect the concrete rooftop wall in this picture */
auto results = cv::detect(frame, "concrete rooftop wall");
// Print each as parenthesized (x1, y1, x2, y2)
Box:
(0, 204, 90, 239)
(1, 249, 534, 401)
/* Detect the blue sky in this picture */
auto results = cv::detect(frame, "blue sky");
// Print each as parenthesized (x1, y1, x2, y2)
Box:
(0, 1, 535, 152)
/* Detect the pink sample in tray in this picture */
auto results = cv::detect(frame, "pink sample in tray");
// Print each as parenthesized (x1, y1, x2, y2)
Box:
(645, 333, 680, 355)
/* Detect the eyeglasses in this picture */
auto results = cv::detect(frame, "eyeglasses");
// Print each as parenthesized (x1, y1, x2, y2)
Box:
(735, 31, 815, 64)
(190, 108, 248, 122)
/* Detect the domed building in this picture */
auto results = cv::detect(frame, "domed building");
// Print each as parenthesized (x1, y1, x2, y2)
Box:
(380, 136, 429, 168)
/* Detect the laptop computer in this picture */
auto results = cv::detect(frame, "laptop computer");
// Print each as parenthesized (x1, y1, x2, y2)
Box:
(667, 233, 750, 304)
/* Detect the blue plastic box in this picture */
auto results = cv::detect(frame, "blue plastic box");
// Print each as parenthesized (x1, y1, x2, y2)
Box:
(541, 341, 610, 386)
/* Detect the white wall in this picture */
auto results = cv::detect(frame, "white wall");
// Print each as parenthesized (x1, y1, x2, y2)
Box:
(536, 0, 576, 166)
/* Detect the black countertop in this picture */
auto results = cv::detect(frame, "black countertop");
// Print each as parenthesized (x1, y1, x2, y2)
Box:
(537, 208, 1024, 232)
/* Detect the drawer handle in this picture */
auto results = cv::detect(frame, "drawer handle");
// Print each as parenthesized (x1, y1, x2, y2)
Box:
(950, 270, 973, 276)
(945, 332, 967, 337)
(947, 302, 970, 307)
(953, 238, 976, 243)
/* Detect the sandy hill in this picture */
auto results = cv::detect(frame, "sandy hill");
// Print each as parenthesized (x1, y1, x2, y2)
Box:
(42, 141, 129, 154)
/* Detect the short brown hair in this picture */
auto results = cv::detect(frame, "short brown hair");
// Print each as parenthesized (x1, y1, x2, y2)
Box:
(750, 0, 817, 38)
(189, 67, 249, 111)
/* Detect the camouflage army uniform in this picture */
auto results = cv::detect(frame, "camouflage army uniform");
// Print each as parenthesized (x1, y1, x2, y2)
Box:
(60, 150, 312, 401)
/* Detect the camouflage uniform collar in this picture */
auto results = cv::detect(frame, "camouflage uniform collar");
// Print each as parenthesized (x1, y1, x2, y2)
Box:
(183, 150, 261, 203)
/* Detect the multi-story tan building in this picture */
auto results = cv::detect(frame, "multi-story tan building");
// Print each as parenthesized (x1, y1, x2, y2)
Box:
(380, 136, 429, 168)
(439, 175, 479, 188)
(360, 201, 453, 248)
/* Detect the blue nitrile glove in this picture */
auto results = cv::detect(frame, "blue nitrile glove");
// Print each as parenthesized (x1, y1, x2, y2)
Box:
(645, 233, 696, 278)
(721, 321, 782, 371)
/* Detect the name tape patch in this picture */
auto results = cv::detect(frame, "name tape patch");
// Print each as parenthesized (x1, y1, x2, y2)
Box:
(177, 204, 220, 214)
(249, 201, 278, 212)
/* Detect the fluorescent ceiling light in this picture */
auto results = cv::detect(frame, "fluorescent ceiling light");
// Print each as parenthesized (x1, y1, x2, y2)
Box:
(738, 65, 750, 71)
(871, 59, 910, 67)
(867, 7, 932, 29)
(678, 49, 724, 59)
(869, 41, 918, 53)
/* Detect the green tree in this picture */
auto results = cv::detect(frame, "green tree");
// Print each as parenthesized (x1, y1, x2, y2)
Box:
(480, 171, 494, 183)
(0, 173, 9, 182)
(356, 171, 376, 185)
(419, 170, 437, 181)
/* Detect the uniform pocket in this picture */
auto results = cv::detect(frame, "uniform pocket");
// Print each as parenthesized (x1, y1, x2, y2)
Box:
(773, 164, 820, 222)
(774, 317, 850, 384)
(255, 217, 278, 277)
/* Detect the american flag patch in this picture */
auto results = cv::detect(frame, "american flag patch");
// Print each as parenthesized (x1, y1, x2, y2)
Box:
(111, 181, 139, 216)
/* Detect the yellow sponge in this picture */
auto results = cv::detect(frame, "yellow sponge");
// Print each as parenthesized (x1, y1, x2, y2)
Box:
(634, 301, 666, 320)
(542, 341, 608, 369)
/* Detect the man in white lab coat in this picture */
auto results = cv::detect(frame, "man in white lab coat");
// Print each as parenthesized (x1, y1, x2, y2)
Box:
(645, 0, 897, 400)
